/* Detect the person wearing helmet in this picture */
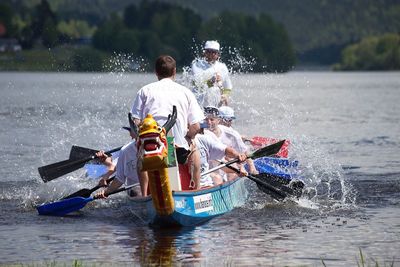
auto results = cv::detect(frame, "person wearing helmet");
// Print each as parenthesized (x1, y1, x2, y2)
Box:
(193, 121, 248, 187)
(190, 40, 233, 107)
(203, 106, 258, 181)
(219, 105, 259, 175)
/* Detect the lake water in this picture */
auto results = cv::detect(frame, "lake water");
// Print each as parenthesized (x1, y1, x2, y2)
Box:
(0, 71, 399, 266)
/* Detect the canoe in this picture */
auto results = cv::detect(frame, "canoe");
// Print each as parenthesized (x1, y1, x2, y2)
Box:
(127, 177, 248, 227)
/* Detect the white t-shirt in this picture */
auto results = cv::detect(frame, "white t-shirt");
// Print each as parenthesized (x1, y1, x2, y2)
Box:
(190, 59, 232, 107)
(195, 134, 227, 187)
(211, 125, 248, 154)
(131, 78, 204, 149)
(115, 140, 139, 186)
(204, 125, 248, 181)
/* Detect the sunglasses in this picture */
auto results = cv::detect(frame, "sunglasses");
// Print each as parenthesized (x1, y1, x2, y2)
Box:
(204, 106, 219, 116)
(205, 49, 219, 54)
(222, 118, 233, 123)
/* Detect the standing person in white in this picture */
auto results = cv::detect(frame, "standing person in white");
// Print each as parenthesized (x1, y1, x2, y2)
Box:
(130, 55, 205, 191)
(190, 40, 233, 107)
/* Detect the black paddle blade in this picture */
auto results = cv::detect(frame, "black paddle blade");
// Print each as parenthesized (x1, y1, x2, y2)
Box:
(255, 173, 304, 199)
(62, 177, 114, 199)
(38, 146, 122, 183)
(69, 146, 99, 160)
(250, 140, 285, 159)
(162, 105, 177, 133)
(246, 173, 288, 200)
(38, 158, 88, 182)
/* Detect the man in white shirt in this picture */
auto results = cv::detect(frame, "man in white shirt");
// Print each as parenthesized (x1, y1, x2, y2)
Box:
(130, 55, 205, 192)
(195, 122, 248, 187)
(190, 40, 232, 107)
(95, 140, 142, 198)
(203, 106, 258, 181)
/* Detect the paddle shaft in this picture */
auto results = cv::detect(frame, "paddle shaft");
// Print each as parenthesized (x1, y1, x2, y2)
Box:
(62, 176, 115, 199)
(223, 163, 287, 200)
(101, 183, 135, 198)
(37, 183, 136, 216)
(200, 140, 285, 177)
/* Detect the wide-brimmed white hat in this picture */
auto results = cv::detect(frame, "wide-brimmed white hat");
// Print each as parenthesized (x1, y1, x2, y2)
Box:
(204, 40, 220, 51)
(218, 106, 236, 119)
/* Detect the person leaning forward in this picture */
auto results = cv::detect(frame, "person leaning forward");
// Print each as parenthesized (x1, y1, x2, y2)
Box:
(130, 55, 205, 192)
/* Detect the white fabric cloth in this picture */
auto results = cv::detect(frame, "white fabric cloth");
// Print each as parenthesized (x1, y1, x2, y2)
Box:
(190, 59, 232, 107)
(195, 134, 227, 187)
(204, 125, 247, 182)
(115, 140, 139, 186)
(209, 125, 248, 153)
(131, 78, 204, 149)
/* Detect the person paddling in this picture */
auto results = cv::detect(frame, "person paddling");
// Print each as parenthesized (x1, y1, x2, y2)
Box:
(203, 106, 258, 181)
(194, 121, 248, 187)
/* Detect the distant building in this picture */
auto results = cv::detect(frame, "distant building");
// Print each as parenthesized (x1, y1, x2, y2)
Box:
(0, 38, 22, 52)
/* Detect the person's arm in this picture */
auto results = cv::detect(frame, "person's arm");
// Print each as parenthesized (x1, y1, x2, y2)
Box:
(220, 64, 232, 106)
(225, 146, 247, 163)
(95, 179, 123, 199)
(224, 147, 248, 177)
(191, 148, 201, 189)
(95, 151, 116, 186)
(187, 122, 200, 140)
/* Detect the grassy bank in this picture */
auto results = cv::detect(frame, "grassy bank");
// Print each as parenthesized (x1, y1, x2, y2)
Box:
(0, 46, 110, 72)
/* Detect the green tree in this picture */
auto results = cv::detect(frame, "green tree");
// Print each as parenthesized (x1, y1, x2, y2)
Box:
(334, 33, 400, 70)
(31, 0, 57, 40)
(57, 19, 96, 39)
(92, 13, 125, 52)
(199, 12, 296, 72)
(72, 48, 105, 72)
(0, 3, 14, 37)
(42, 18, 58, 47)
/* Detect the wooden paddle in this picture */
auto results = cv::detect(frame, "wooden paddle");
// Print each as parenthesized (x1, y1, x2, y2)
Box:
(201, 139, 286, 177)
(36, 183, 135, 216)
(61, 176, 115, 200)
(38, 146, 122, 183)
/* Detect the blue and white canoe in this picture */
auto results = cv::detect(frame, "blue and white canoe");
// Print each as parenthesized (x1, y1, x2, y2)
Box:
(127, 177, 248, 227)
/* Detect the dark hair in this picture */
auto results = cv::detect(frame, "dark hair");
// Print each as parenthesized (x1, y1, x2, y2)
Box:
(155, 55, 176, 78)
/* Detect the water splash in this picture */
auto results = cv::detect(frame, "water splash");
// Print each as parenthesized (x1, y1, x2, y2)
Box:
(104, 53, 148, 73)
(231, 73, 357, 211)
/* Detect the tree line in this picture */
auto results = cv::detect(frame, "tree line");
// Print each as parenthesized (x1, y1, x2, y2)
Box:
(334, 33, 400, 71)
(0, 0, 295, 72)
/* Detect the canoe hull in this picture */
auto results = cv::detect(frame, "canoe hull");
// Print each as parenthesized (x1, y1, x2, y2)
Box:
(127, 177, 248, 227)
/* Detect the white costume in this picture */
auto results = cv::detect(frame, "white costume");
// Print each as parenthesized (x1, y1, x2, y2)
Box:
(195, 134, 227, 187)
(115, 140, 139, 186)
(131, 78, 204, 149)
(205, 125, 247, 181)
(208, 125, 247, 154)
(190, 59, 232, 107)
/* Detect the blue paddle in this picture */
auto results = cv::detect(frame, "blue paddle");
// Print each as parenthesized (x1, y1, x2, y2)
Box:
(37, 184, 135, 216)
